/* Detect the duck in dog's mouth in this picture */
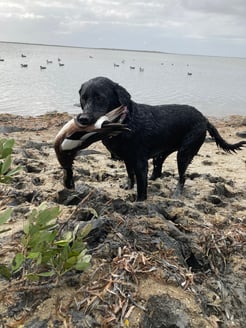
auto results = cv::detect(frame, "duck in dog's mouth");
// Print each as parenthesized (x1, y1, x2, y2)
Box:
(54, 105, 129, 189)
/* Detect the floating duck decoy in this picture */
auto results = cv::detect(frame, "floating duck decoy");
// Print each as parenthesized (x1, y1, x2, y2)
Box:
(40, 65, 47, 70)
(59, 63, 65, 67)
(46, 60, 53, 64)
(0, 58, 4, 62)
(114, 63, 120, 67)
(139, 67, 144, 72)
(130, 66, 135, 70)
(187, 72, 192, 76)
(21, 54, 26, 58)
(21, 64, 28, 68)
(58, 57, 61, 62)
(54, 105, 128, 189)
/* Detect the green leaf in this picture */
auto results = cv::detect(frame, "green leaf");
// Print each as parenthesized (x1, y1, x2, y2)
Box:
(26, 273, 39, 281)
(54, 240, 70, 247)
(6, 166, 22, 177)
(65, 256, 77, 266)
(55, 232, 73, 246)
(0, 208, 12, 225)
(74, 261, 90, 271)
(27, 252, 41, 260)
(1, 148, 12, 159)
(1, 155, 11, 174)
(3, 139, 15, 150)
(12, 253, 25, 272)
(82, 254, 91, 263)
(36, 206, 60, 227)
(0, 264, 11, 280)
(37, 271, 55, 277)
(78, 223, 92, 239)
(23, 221, 30, 235)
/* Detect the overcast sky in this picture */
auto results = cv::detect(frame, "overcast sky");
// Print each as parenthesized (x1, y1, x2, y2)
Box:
(0, 0, 246, 58)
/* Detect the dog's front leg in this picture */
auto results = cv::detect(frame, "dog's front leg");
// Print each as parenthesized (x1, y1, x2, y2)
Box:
(134, 159, 148, 201)
(63, 167, 75, 189)
(121, 161, 135, 190)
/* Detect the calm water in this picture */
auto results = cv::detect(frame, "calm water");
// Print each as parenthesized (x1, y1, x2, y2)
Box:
(0, 42, 245, 117)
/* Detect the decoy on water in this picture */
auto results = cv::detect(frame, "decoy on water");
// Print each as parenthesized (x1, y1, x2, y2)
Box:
(40, 65, 47, 70)
(21, 64, 28, 68)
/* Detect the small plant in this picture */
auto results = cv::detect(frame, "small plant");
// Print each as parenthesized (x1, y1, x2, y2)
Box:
(0, 208, 13, 234)
(0, 203, 91, 281)
(0, 138, 21, 184)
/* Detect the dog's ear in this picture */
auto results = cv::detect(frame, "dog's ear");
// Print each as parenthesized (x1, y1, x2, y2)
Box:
(78, 86, 82, 96)
(114, 83, 131, 106)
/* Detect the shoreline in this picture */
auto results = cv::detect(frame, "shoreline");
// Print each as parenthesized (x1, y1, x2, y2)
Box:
(1, 110, 246, 121)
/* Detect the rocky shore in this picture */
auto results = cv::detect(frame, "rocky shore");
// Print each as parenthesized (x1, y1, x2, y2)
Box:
(0, 112, 246, 328)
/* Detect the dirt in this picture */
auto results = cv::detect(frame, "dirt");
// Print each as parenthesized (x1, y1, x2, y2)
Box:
(0, 112, 246, 328)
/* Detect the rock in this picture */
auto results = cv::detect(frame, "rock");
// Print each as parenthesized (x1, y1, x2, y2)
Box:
(0, 126, 25, 133)
(207, 195, 223, 205)
(213, 183, 235, 198)
(202, 160, 213, 166)
(141, 295, 190, 328)
(69, 310, 98, 328)
(77, 217, 113, 248)
(236, 131, 246, 138)
(25, 319, 49, 328)
(56, 185, 91, 205)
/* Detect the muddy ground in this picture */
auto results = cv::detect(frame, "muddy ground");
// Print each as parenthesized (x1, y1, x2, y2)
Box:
(0, 112, 245, 328)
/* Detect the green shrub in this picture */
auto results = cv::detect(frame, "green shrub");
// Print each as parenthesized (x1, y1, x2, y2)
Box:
(0, 138, 21, 234)
(0, 203, 91, 281)
(0, 138, 21, 184)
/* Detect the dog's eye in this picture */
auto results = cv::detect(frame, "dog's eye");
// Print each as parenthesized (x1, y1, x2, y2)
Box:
(81, 94, 87, 101)
(80, 94, 87, 108)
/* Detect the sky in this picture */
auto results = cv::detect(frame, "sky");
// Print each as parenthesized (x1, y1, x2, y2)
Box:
(0, 0, 246, 58)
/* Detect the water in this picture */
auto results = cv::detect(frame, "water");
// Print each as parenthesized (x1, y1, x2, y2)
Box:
(0, 42, 245, 117)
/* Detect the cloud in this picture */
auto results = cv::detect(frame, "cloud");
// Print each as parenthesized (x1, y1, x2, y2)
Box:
(0, 0, 245, 57)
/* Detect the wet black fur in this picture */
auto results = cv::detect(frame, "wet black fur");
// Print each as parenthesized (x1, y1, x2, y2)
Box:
(77, 76, 245, 201)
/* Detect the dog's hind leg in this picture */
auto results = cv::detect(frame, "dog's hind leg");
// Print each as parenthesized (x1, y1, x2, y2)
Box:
(175, 128, 206, 196)
(150, 153, 169, 180)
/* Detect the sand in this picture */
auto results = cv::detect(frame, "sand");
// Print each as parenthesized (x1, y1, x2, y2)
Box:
(0, 112, 245, 327)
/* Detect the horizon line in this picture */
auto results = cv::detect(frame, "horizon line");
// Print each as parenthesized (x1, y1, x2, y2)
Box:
(0, 40, 245, 60)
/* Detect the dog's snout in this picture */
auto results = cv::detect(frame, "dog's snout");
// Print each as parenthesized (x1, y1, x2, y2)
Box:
(76, 114, 91, 126)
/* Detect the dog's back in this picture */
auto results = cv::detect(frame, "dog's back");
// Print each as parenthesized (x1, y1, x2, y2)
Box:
(103, 103, 208, 159)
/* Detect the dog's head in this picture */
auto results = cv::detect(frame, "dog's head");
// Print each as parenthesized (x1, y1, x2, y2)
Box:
(77, 76, 131, 125)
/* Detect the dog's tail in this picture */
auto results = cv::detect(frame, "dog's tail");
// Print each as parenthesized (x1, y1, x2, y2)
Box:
(207, 121, 246, 153)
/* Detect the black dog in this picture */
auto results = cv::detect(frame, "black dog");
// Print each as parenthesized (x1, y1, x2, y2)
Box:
(77, 76, 245, 201)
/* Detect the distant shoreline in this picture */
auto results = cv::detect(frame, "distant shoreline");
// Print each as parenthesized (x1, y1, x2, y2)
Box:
(1, 40, 245, 60)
